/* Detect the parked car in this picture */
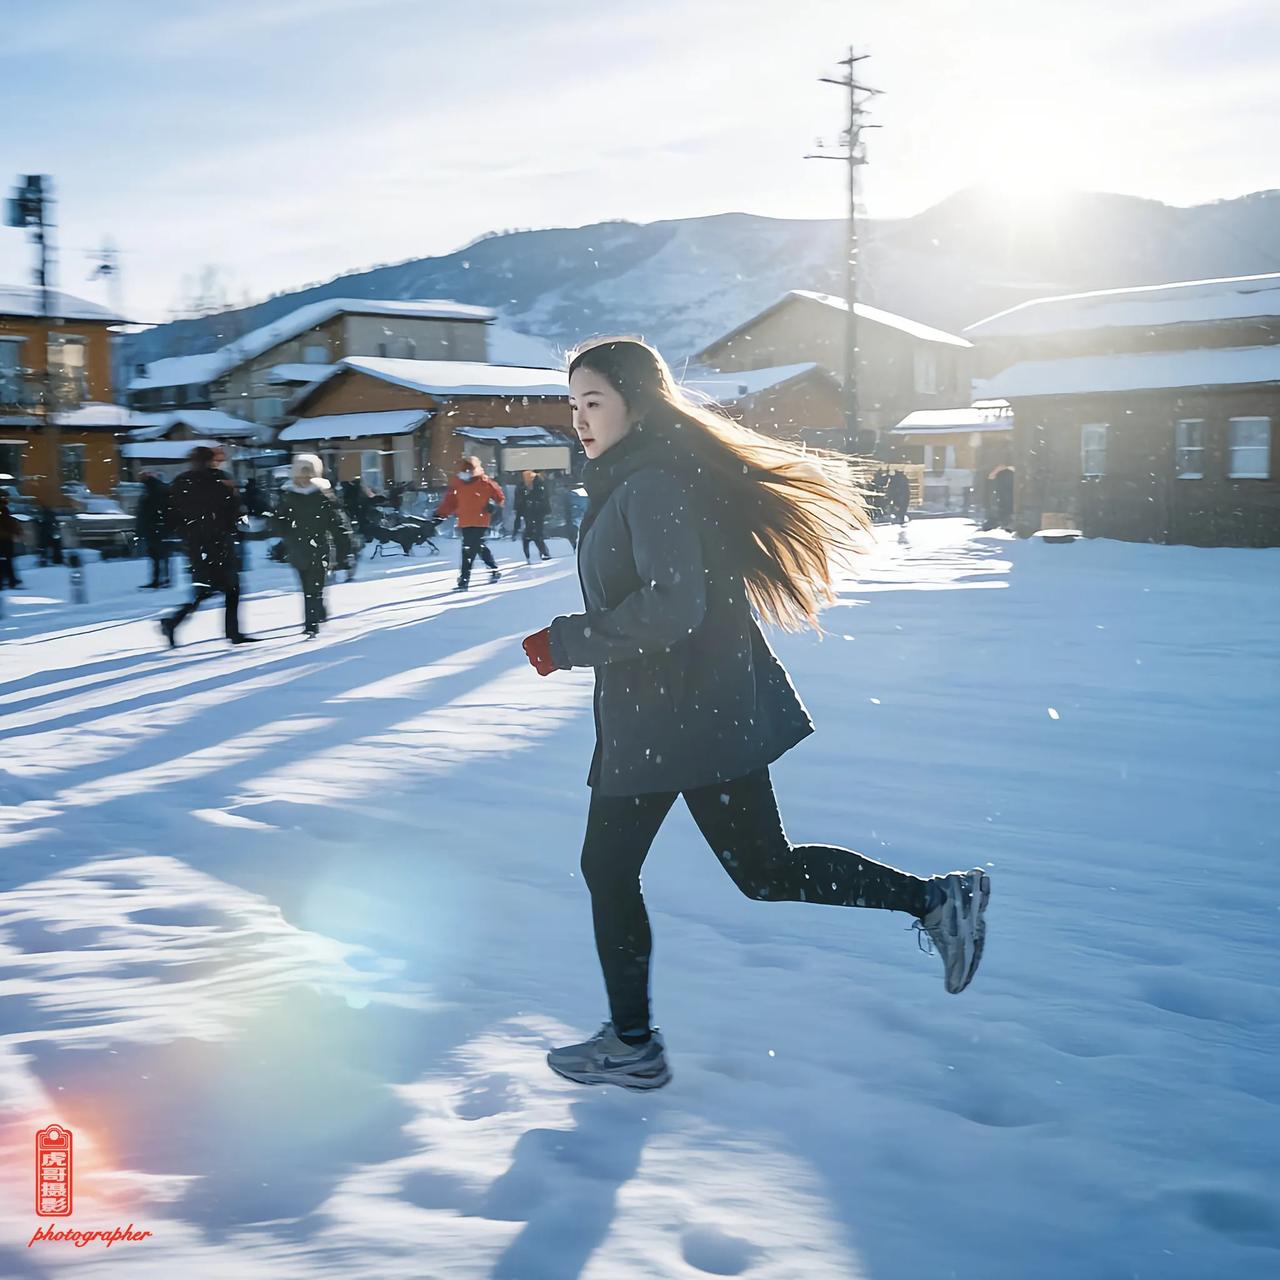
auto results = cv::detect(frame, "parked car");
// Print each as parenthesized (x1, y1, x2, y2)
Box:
(65, 493, 136, 558)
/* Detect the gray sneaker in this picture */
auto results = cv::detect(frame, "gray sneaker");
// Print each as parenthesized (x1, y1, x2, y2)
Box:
(547, 1021, 672, 1091)
(911, 869, 991, 994)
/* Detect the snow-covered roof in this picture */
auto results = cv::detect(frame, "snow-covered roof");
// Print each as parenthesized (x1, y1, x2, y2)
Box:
(332, 356, 569, 398)
(682, 362, 827, 400)
(127, 352, 226, 391)
(701, 291, 971, 356)
(128, 297, 497, 391)
(454, 426, 567, 444)
(893, 402, 1013, 435)
(0, 285, 124, 324)
(166, 409, 260, 438)
(279, 409, 429, 442)
(486, 326, 562, 369)
(266, 363, 339, 385)
(790, 292, 973, 347)
(977, 345, 1280, 399)
(52, 402, 164, 429)
(122, 408, 261, 441)
(119, 439, 225, 460)
(964, 272, 1280, 339)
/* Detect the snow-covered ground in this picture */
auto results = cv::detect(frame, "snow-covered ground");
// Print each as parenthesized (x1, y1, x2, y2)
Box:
(1, 520, 1277, 1278)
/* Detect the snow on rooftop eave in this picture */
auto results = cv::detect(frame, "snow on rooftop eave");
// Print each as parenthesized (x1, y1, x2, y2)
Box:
(697, 290, 970, 355)
(278, 408, 430, 442)
(975, 344, 1280, 399)
(0, 285, 126, 325)
(681, 362, 827, 400)
(964, 271, 1280, 338)
(337, 356, 570, 398)
(789, 291, 973, 347)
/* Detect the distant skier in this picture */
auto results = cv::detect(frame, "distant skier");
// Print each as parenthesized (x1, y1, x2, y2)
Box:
(886, 469, 910, 525)
(521, 337, 992, 1091)
(433, 455, 504, 590)
(273, 453, 353, 638)
(135, 472, 172, 589)
(514, 469, 552, 562)
(160, 446, 258, 647)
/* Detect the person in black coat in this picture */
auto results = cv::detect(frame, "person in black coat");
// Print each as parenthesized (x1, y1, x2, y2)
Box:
(135, 472, 172, 589)
(160, 446, 257, 646)
(521, 337, 993, 1091)
(274, 453, 353, 637)
(0, 494, 22, 589)
(513, 469, 552, 562)
(886, 469, 910, 525)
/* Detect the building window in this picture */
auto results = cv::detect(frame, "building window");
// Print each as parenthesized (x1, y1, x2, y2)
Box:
(303, 344, 328, 364)
(59, 443, 86, 486)
(361, 450, 384, 491)
(913, 350, 938, 395)
(257, 397, 285, 423)
(1081, 423, 1108, 477)
(0, 339, 21, 404)
(49, 337, 87, 404)
(377, 337, 416, 359)
(1174, 419, 1205, 479)
(1227, 417, 1270, 479)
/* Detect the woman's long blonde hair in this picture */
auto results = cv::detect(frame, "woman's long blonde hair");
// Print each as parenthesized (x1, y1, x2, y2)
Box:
(568, 336, 871, 635)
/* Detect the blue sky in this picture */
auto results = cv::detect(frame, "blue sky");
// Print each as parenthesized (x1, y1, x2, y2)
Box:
(2, 0, 1276, 322)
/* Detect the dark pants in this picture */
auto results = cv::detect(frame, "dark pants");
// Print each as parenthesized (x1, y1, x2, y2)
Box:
(144, 537, 171, 587)
(579, 766, 935, 1037)
(293, 560, 328, 631)
(522, 514, 550, 560)
(458, 525, 497, 584)
(166, 554, 242, 639)
(0, 539, 19, 589)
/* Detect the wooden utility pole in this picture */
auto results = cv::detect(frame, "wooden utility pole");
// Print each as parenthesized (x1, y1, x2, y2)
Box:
(807, 50, 880, 454)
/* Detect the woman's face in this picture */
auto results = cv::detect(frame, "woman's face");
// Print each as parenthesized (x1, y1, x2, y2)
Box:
(569, 368, 632, 459)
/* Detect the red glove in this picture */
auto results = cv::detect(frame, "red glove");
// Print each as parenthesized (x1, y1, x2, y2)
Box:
(522, 627, 558, 677)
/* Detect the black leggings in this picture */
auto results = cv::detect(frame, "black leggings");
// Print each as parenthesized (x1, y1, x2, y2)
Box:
(521, 514, 550, 560)
(579, 766, 935, 1037)
(459, 525, 497, 582)
(293, 560, 328, 630)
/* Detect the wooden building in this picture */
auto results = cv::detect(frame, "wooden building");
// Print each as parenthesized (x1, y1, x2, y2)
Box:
(691, 290, 973, 453)
(127, 298, 560, 435)
(0, 286, 125, 503)
(280, 356, 572, 489)
(679, 363, 845, 448)
(969, 273, 1280, 545)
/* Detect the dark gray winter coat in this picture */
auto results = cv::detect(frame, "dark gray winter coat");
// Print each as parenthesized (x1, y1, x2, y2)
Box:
(274, 482, 354, 572)
(547, 422, 814, 796)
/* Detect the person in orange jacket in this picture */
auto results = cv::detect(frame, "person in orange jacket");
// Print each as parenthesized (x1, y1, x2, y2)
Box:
(434, 455, 505, 590)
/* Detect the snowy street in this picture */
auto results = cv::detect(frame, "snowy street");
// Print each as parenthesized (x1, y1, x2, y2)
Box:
(1, 520, 1277, 1278)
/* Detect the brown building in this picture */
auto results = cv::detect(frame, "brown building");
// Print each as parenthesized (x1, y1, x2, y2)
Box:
(127, 297, 559, 431)
(692, 290, 973, 452)
(281, 356, 572, 489)
(680, 363, 844, 447)
(0, 286, 125, 503)
(969, 273, 1280, 545)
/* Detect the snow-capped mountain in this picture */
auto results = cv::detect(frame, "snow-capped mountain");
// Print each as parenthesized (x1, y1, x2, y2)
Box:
(123, 187, 1280, 370)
